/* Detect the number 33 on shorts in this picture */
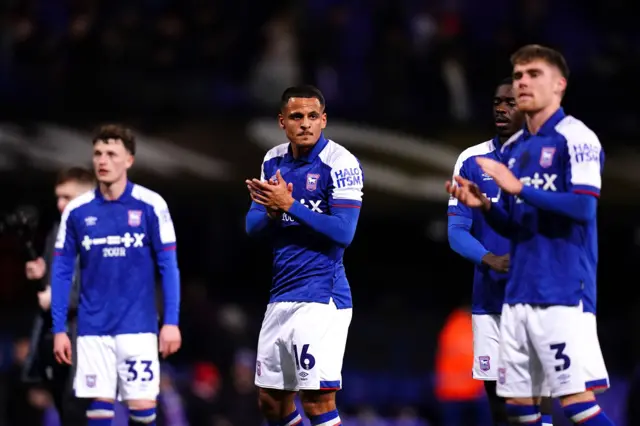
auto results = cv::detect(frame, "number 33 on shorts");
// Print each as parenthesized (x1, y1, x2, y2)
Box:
(125, 359, 155, 382)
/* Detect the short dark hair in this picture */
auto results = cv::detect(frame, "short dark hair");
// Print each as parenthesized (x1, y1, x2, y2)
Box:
(510, 44, 570, 79)
(499, 77, 513, 87)
(56, 167, 95, 187)
(280, 85, 326, 111)
(92, 124, 136, 155)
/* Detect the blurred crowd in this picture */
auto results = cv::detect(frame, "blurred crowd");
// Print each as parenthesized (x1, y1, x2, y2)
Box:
(0, 0, 638, 142)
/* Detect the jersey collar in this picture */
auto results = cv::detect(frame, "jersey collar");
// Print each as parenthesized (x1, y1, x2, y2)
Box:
(94, 180, 134, 203)
(287, 133, 328, 164)
(492, 135, 504, 160)
(523, 107, 565, 138)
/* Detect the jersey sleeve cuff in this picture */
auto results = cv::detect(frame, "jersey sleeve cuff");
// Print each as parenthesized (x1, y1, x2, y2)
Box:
(570, 185, 600, 197)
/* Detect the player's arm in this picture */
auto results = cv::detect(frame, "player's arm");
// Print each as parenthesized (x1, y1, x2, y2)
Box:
(518, 134, 602, 222)
(149, 200, 180, 327)
(447, 159, 490, 264)
(246, 158, 277, 237)
(481, 192, 515, 237)
(51, 208, 79, 334)
(286, 154, 363, 247)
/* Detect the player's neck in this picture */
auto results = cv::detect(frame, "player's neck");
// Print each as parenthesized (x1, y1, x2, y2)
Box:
(290, 143, 312, 159)
(99, 178, 127, 201)
(525, 103, 561, 135)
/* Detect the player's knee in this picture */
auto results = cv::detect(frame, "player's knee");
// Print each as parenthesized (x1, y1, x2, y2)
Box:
(300, 390, 337, 416)
(127, 399, 156, 410)
(505, 397, 535, 406)
(87, 400, 115, 421)
(558, 390, 595, 407)
(257, 388, 296, 418)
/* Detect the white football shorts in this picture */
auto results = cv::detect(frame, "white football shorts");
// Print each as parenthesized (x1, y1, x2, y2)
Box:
(496, 303, 609, 398)
(255, 298, 352, 391)
(74, 333, 160, 400)
(472, 314, 501, 380)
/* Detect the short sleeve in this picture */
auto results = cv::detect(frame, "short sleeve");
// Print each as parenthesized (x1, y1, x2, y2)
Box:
(148, 196, 177, 251)
(55, 207, 79, 256)
(447, 155, 473, 219)
(329, 152, 363, 207)
(563, 126, 603, 197)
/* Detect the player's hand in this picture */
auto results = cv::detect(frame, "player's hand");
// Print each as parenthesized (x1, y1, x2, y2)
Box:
(265, 177, 293, 219)
(445, 176, 490, 209)
(159, 325, 182, 359)
(246, 170, 295, 212)
(476, 157, 523, 195)
(37, 286, 52, 310)
(53, 333, 72, 365)
(482, 253, 510, 273)
(25, 257, 46, 280)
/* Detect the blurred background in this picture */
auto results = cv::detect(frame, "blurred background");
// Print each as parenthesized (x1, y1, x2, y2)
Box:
(0, 0, 639, 425)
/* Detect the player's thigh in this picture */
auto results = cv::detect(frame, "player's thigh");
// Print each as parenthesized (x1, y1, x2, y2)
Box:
(472, 314, 501, 381)
(74, 335, 117, 399)
(496, 304, 546, 398)
(115, 333, 160, 402)
(291, 299, 352, 391)
(255, 302, 298, 391)
(581, 312, 610, 393)
(527, 304, 587, 398)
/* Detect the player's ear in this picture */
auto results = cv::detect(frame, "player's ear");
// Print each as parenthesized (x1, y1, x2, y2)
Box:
(556, 76, 567, 95)
(126, 153, 134, 169)
(321, 112, 327, 130)
(278, 114, 285, 130)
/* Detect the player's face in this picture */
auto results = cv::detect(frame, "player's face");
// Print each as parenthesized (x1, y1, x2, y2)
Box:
(92, 140, 134, 185)
(493, 84, 523, 137)
(279, 97, 327, 149)
(513, 59, 566, 113)
(55, 181, 93, 214)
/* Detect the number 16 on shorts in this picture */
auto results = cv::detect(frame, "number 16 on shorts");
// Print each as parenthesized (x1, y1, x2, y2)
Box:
(293, 344, 316, 371)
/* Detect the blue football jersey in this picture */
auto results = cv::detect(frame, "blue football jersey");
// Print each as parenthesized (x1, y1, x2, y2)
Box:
(500, 108, 602, 312)
(254, 134, 363, 308)
(52, 181, 180, 336)
(448, 137, 511, 314)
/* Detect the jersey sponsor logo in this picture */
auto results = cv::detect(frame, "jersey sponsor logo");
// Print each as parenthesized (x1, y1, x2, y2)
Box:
(516, 173, 557, 203)
(84, 216, 97, 227)
(479, 355, 491, 371)
(81, 232, 145, 257)
(570, 143, 601, 163)
(482, 193, 500, 203)
(281, 199, 323, 222)
(539, 147, 556, 168)
(306, 173, 320, 191)
(333, 167, 362, 189)
(128, 210, 142, 227)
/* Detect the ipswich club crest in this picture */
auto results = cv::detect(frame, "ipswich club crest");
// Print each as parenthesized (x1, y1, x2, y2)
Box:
(128, 210, 142, 227)
(539, 147, 556, 168)
(306, 173, 320, 191)
(479, 356, 491, 371)
(85, 374, 97, 388)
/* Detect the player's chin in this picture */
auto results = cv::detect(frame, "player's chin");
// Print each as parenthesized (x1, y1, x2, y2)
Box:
(97, 175, 115, 185)
(295, 136, 317, 146)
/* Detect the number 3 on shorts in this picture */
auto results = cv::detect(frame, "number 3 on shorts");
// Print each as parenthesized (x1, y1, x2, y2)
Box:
(125, 359, 155, 382)
(550, 342, 571, 372)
